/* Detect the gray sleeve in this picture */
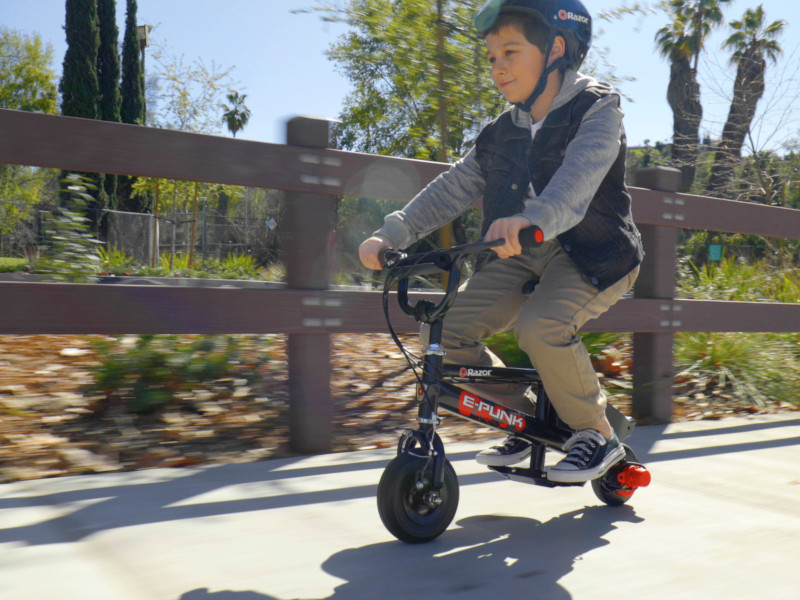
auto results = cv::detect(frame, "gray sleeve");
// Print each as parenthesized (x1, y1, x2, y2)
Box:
(521, 95, 624, 240)
(375, 148, 485, 249)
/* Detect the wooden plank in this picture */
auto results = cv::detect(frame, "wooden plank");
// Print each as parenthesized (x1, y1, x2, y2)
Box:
(0, 109, 446, 202)
(5, 109, 800, 230)
(631, 187, 800, 240)
(0, 281, 419, 335)
(673, 299, 800, 333)
(0, 281, 679, 335)
(0, 109, 297, 189)
(0, 281, 299, 334)
(14, 280, 793, 336)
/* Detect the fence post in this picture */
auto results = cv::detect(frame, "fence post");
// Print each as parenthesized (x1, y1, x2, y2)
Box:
(631, 166, 681, 423)
(282, 116, 337, 453)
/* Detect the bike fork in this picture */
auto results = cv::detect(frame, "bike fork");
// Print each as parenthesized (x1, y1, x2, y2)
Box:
(413, 319, 446, 490)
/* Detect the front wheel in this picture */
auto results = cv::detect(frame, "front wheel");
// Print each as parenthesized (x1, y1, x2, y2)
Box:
(377, 452, 459, 543)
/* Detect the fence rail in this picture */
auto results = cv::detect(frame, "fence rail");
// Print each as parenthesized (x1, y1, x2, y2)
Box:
(1, 108, 799, 451)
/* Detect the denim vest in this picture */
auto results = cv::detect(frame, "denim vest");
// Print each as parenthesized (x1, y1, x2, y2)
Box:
(474, 88, 643, 291)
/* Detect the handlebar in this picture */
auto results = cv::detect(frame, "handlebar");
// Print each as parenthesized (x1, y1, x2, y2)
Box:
(380, 226, 544, 269)
(381, 226, 543, 324)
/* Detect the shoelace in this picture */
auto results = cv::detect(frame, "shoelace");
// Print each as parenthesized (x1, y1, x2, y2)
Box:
(495, 436, 524, 451)
(562, 430, 606, 466)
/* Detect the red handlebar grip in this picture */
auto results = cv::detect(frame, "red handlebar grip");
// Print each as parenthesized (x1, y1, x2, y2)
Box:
(519, 226, 544, 247)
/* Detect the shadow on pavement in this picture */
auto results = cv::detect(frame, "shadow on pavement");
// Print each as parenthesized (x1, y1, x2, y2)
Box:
(0, 453, 493, 547)
(314, 505, 643, 599)
(628, 417, 800, 464)
(2, 417, 797, 548)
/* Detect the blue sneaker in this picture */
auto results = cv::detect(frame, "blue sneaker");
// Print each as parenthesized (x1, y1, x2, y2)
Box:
(546, 429, 625, 483)
(476, 436, 532, 467)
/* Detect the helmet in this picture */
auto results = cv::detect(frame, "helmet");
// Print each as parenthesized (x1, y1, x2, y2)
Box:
(474, 0, 592, 111)
(474, 0, 592, 71)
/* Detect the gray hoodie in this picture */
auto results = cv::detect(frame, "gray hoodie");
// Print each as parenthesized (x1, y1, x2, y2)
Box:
(375, 71, 625, 249)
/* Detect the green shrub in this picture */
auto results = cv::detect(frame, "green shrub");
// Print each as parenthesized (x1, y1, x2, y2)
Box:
(97, 246, 137, 275)
(484, 331, 624, 369)
(215, 253, 260, 279)
(675, 331, 800, 407)
(485, 332, 532, 368)
(0, 257, 27, 273)
(258, 262, 285, 282)
(159, 251, 193, 272)
(677, 256, 800, 407)
(36, 175, 102, 282)
(86, 335, 271, 414)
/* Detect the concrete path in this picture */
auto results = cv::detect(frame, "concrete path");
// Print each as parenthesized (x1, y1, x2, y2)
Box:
(1, 413, 799, 600)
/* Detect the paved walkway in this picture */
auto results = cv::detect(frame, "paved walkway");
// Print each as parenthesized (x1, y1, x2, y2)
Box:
(2, 413, 799, 600)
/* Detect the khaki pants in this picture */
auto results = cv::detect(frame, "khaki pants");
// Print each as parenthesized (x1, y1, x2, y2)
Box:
(429, 241, 638, 430)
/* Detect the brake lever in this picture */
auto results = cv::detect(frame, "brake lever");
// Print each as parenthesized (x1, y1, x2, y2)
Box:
(379, 248, 406, 268)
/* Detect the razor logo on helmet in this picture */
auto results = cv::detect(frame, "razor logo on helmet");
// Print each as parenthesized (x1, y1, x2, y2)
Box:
(557, 9, 589, 24)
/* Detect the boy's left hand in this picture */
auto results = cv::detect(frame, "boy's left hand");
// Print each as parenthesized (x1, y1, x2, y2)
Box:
(484, 216, 533, 258)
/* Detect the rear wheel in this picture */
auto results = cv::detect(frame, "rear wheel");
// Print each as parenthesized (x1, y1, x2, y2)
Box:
(592, 444, 649, 506)
(377, 452, 459, 543)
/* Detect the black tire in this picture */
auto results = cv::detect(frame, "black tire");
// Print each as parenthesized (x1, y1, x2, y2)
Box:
(377, 452, 459, 543)
(592, 444, 639, 506)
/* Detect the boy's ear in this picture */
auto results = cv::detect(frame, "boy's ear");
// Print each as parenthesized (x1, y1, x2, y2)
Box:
(547, 36, 566, 66)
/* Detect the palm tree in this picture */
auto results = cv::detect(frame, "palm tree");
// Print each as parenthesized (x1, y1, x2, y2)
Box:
(656, 0, 731, 192)
(706, 5, 785, 197)
(221, 91, 251, 138)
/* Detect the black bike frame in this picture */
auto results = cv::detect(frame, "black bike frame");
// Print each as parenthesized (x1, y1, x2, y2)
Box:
(384, 236, 635, 488)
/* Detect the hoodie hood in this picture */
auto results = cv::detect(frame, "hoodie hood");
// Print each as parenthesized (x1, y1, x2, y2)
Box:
(510, 70, 613, 129)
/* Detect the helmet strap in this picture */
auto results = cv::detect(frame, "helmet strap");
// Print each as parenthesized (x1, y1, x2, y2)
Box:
(514, 31, 568, 114)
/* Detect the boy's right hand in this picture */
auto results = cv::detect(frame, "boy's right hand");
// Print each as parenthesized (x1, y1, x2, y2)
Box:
(359, 236, 391, 270)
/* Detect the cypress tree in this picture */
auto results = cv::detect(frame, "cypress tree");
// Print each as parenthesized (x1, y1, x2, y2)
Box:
(119, 0, 144, 126)
(59, 0, 106, 228)
(118, 0, 147, 211)
(97, 0, 121, 210)
(60, 0, 100, 120)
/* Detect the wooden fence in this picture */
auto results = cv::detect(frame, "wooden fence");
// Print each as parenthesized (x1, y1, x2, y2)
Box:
(1, 109, 799, 452)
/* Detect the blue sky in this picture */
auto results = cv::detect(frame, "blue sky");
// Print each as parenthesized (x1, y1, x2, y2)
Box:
(5, 0, 800, 152)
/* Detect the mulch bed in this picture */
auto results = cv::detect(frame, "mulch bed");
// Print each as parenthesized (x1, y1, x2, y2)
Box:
(1, 334, 796, 483)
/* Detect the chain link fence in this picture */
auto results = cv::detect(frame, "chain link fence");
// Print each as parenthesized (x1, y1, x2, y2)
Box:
(106, 209, 155, 265)
(0, 201, 46, 259)
(1, 190, 284, 269)
(105, 202, 282, 267)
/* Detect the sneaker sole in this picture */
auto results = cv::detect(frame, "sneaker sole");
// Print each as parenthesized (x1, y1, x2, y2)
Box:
(545, 445, 626, 484)
(475, 448, 532, 467)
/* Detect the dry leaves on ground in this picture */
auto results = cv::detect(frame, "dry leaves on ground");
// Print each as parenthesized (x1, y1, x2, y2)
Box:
(1, 334, 795, 483)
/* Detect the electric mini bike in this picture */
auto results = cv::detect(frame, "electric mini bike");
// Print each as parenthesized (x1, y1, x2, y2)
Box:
(376, 230, 651, 543)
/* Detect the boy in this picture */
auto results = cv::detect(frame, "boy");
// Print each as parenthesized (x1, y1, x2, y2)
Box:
(359, 0, 643, 484)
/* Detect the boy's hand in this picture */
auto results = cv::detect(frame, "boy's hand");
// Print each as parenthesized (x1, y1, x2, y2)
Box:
(484, 216, 532, 258)
(359, 236, 391, 270)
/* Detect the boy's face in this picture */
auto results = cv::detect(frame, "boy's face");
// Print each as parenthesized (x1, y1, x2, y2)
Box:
(485, 24, 546, 105)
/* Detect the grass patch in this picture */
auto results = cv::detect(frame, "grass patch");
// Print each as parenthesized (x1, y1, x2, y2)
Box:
(0, 257, 27, 273)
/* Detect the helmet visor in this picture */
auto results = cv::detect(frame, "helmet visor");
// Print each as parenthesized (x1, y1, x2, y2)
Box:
(474, 0, 506, 33)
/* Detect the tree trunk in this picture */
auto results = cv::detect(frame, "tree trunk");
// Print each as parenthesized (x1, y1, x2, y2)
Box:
(707, 50, 766, 197)
(667, 56, 703, 193)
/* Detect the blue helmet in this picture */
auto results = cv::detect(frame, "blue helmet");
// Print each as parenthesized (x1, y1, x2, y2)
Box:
(474, 0, 592, 71)
(475, 0, 592, 111)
